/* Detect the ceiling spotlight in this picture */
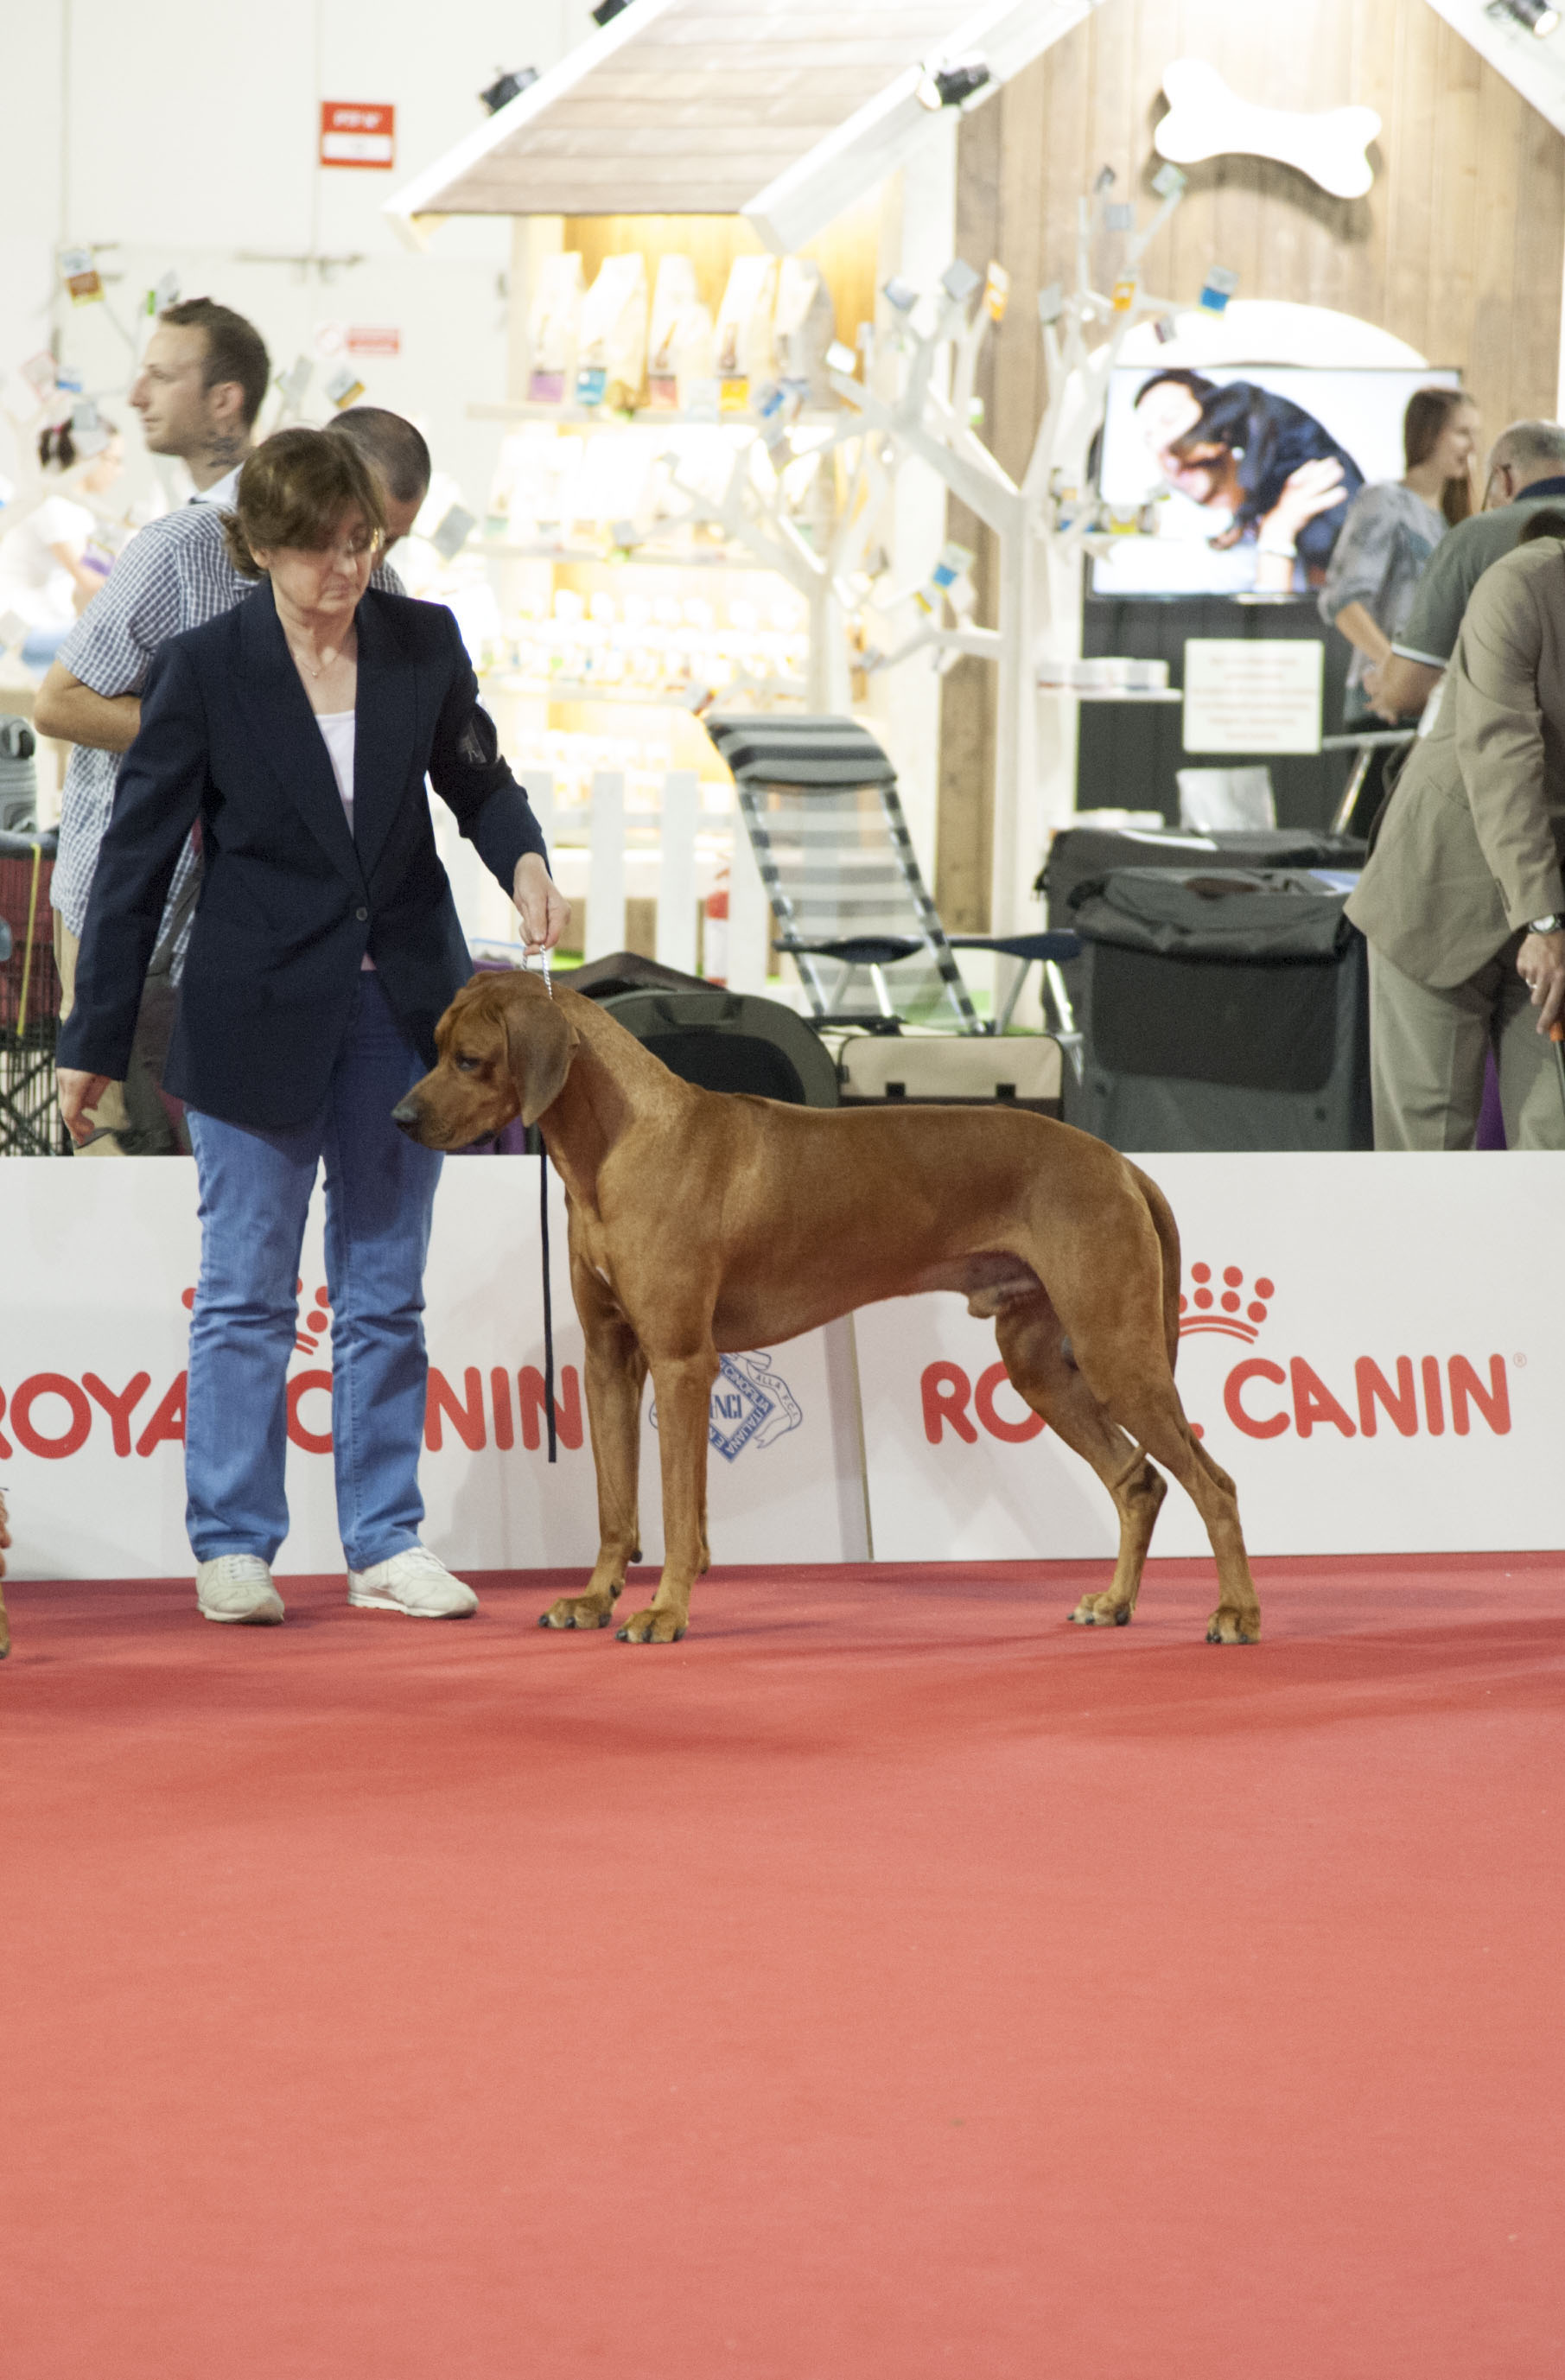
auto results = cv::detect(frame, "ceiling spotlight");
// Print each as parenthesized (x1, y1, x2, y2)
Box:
(915, 57, 992, 111)
(591, 0, 632, 26)
(1489, 0, 1562, 36)
(479, 67, 538, 113)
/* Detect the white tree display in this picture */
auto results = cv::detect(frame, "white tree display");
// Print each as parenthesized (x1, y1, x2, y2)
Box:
(829, 162, 1189, 933)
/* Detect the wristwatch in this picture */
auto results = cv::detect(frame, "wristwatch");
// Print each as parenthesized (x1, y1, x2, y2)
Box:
(1529, 913, 1565, 934)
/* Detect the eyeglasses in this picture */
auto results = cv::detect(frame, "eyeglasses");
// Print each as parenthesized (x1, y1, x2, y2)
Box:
(305, 531, 382, 563)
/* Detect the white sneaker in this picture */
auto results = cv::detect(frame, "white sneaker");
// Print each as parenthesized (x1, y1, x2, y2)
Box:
(196, 1554, 284, 1626)
(347, 1545, 478, 1619)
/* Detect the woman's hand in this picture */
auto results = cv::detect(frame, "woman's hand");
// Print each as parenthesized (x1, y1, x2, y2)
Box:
(1517, 928, 1565, 1036)
(512, 853, 571, 954)
(56, 1066, 112, 1146)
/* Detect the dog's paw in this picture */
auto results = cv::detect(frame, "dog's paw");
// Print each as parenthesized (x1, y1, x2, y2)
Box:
(1205, 1606, 1261, 1645)
(1067, 1594, 1131, 1629)
(615, 1606, 687, 1644)
(538, 1594, 616, 1631)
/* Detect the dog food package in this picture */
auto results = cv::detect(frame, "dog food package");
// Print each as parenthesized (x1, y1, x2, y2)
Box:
(715, 255, 777, 414)
(575, 253, 649, 412)
(484, 430, 529, 538)
(488, 430, 585, 544)
(526, 252, 584, 405)
(773, 257, 837, 401)
(646, 256, 702, 409)
(673, 302, 718, 417)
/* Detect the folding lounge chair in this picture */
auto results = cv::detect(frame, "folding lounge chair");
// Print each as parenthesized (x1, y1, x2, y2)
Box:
(703, 714, 981, 1032)
(703, 715, 1083, 1050)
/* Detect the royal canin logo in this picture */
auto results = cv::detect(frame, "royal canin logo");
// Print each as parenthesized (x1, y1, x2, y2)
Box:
(919, 1262, 1514, 1447)
(1178, 1260, 1273, 1343)
(0, 1280, 582, 1463)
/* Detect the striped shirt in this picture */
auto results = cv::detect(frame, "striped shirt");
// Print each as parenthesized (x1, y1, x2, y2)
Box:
(52, 501, 403, 949)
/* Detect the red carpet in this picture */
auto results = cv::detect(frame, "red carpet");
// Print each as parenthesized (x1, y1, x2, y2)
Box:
(3, 1556, 1562, 2379)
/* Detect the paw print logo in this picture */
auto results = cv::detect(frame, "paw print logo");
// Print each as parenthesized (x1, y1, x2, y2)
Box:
(1178, 1262, 1275, 1344)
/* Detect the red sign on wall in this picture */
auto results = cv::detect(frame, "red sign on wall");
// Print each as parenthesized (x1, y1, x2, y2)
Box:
(319, 102, 396, 170)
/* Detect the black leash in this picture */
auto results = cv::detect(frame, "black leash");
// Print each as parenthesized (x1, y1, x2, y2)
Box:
(539, 1140, 557, 1463)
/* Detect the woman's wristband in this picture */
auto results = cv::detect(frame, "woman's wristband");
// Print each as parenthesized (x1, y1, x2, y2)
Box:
(1255, 531, 1297, 559)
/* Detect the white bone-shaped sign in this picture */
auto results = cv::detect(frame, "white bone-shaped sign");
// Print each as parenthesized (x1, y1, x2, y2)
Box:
(1155, 58, 1379, 200)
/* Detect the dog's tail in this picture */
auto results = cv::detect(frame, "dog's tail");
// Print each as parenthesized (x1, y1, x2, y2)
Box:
(1129, 1162, 1183, 1376)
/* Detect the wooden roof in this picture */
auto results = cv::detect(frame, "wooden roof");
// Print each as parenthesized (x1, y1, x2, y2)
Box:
(385, 0, 1565, 253)
(385, 0, 1104, 250)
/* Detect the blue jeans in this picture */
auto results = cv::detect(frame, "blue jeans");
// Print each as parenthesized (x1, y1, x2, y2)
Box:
(184, 973, 442, 1569)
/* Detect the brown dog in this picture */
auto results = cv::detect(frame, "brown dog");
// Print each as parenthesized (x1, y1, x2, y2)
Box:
(395, 972, 1261, 1647)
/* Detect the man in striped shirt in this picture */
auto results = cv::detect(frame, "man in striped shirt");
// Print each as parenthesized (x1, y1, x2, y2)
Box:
(36, 295, 424, 1151)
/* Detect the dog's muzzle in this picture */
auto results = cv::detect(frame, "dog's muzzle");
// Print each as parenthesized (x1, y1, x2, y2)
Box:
(391, 1098, 421, 1138)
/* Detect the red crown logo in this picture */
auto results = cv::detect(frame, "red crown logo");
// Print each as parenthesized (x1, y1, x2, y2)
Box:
(1178, 1262, 1274, 1344)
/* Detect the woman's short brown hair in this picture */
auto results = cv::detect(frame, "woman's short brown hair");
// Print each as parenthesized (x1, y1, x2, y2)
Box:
(223, 426, 387, 578)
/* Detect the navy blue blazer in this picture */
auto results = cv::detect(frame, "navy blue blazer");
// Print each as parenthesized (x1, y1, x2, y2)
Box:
(58, 579, 548, 1130)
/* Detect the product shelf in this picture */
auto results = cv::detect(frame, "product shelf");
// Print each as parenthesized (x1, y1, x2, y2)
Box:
(479, 676, 806, 710)
(1035, 685, 1184, 703)
(478, 540, 760, 570)
(469, 400, 845, 431)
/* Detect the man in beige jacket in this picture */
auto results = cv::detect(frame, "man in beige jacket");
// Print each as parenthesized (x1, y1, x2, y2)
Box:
(1346, 532, 1565, 1148)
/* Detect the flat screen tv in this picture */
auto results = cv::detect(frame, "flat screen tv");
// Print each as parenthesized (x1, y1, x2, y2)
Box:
(1091, 363, 1463, 596)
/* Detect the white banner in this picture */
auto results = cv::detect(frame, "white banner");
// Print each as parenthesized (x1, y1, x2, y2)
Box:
(857, 1154, 1565, 1559)
(0, 1160, 867, 1581)
(2, 1153, 1560, 1580)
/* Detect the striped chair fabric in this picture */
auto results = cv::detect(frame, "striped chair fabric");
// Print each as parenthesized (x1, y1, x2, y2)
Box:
(703, 715, 979, 1032)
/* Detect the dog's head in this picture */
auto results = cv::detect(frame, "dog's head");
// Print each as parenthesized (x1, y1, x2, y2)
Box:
(392, 970, 578, 1149)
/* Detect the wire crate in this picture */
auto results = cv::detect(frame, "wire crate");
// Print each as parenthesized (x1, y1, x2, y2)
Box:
(1, 832, 68, 1156)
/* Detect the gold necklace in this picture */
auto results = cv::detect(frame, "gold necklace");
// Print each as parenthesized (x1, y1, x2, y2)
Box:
(289, 640, 338, 680)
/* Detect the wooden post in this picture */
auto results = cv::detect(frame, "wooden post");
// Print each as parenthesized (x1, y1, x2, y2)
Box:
(727, 814, 772, 993)
(585, 771, 626, 959)
(655, 771, 699, 974)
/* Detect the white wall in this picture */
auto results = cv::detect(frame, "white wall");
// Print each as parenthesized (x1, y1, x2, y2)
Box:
(2, 0, 601, 512)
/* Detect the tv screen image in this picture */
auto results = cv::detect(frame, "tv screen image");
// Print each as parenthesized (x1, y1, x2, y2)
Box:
(1092, 363, 1462, 597)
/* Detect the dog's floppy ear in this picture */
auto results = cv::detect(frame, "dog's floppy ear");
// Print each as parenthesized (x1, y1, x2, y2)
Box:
(503, 986, 577, 1126)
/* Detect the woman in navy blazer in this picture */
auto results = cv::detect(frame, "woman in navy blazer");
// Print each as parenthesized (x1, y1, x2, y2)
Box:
(57, 429, 567, 1627)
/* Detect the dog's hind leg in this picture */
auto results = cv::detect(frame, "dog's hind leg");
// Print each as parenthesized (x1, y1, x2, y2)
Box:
(991, 1297, 1167, 1630)
(1081, 1365, 1261, 1645)
(617, 1342, 719, 1644)
(540, 1263, 647, 1632)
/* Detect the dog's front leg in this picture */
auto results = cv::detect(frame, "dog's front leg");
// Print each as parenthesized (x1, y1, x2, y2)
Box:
(617, 1345, 718, 1644)
(539, 1265, 646, 1632)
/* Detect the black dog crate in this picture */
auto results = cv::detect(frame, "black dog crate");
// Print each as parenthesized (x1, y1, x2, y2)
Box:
(599, 988, 839, 1108)
(1040, 824, 1367, 930)
(1065, 866, 1371, 1153)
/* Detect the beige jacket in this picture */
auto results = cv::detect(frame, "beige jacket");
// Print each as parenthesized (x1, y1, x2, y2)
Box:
(1346, 537, 1565, 987)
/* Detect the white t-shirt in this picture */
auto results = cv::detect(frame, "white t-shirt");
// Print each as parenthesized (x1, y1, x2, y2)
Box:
(0, 493, 93, 627)
(314, 708, 375, 970)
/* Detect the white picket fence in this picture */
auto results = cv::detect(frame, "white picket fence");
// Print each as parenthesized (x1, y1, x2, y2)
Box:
(433, 767, 774, 990)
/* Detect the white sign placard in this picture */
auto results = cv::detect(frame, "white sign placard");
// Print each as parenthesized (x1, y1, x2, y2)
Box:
(1182, 637, 1323, 754)
(3, 1154, 1562, 1581)
(856, 1154, 1565, 1560)
(0, 1161, 867, 1581)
